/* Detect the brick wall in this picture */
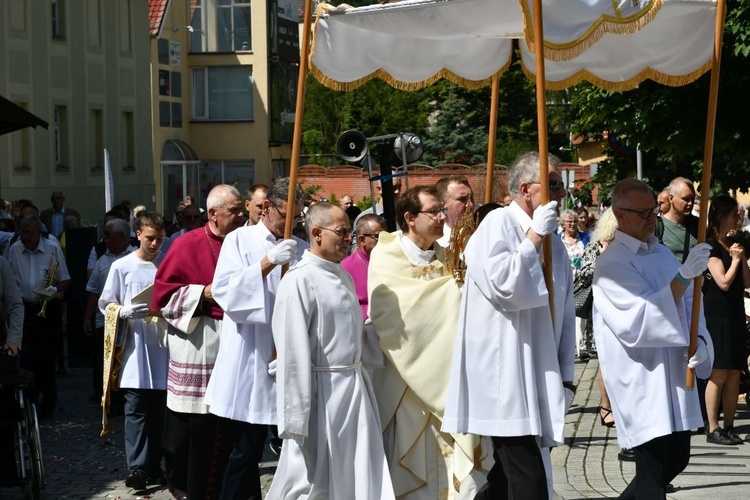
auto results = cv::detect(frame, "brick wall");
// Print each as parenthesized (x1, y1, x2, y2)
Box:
(299, 162, 595, 205)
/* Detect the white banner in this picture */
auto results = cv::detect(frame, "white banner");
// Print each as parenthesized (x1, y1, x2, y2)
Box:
(104, 148, 114, 211)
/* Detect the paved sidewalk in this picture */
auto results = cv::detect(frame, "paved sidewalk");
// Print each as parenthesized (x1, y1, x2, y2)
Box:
(552, 359, 750, 499)
(6, 362, 748, 499)
(4, 367, 276, 500)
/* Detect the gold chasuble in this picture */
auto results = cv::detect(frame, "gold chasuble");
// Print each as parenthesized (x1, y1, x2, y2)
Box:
(369, 231, 486, 498)
(101, 303, 124, 436)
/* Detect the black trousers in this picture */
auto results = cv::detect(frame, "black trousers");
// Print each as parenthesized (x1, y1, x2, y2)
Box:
(20, 301, 62, 417)
(218, 419, 268, 500)
(618, 431, 691, 500)
(91, 326, 104, 399)
(162, 408, 234, 500)
(474, 435, 549, 500)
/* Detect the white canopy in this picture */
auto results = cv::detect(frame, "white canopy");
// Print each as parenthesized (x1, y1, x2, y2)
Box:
(310, 0, 717, 91)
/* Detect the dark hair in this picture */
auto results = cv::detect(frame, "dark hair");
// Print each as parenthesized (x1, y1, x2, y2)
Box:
(707, 195, 738, 240)
(345, 205, 362, 224)
(474, 203, 502, 226)
(396, 185, 438, 233)
(134, 211, 166, 232)
(248, 183, 269, 196)
(435, 175, 471, 202)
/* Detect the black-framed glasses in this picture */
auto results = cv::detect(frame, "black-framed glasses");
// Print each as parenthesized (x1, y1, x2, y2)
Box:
(530, 180, 566, 191)
(319, 227, 354, 238)
(361, 233, 379, 240)
(619, 205, 660, 219)
(419, 207, 448, 219)
(269, 200, 304, 223)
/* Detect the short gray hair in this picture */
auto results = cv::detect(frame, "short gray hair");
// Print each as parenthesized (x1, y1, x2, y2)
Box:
(206, 185, 242, 211)
(267, 177, 306, 207)
(667, 176, 695, 196)
(356, 214, 386, 235)
(611, 178, 653, 209)
(559, 208, 578, 223)
(507, 152, 562, 197)
(305, 202, 337, 240)
(106, 218, 131, 237)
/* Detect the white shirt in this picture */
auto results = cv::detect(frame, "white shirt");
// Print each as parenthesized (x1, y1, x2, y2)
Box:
(204, 222, 308, 424)
(99, 252, 167, 390)
(443, 202, 575, 447)
(6, 237, 71, 303)
(592, 230, 713, 449)
(86, 246, 137, 328)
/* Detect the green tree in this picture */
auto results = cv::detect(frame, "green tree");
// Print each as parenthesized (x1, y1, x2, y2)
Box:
(569, 0, 750, 196)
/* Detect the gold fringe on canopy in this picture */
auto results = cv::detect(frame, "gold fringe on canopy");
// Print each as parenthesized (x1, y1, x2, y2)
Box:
(520, 0, 663, 62)
(523, 58, 712, 91)
(309, 1, 511, 91)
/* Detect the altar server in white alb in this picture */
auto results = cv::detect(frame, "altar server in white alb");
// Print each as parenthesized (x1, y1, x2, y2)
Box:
(204, 178, 307, 500)
(268, 202, 394, 500)
(592, 178, 713, 498)
(443, 152, 576, 499)
(99, 212, 167, 491)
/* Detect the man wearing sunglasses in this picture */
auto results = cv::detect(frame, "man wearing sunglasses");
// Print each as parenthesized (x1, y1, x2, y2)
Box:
(341, 214, 386, 321)
(593, 178, 712, 498)
(204, 177, 308, 500)
(369, 185, 487, 498)
(444, 152, 575, 499)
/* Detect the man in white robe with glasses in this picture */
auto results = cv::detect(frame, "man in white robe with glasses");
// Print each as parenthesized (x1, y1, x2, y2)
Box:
(268, 202, 394, 499)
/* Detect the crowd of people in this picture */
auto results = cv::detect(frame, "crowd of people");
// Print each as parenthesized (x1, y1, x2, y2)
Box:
(0, 158, 748, 500)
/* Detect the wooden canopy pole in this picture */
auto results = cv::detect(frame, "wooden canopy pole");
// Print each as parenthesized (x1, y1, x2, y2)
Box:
(532, 0, 554, 316)
(284, 0, 315, 239)
(485, 73, 500, 204)
(687, 0, 727, 390)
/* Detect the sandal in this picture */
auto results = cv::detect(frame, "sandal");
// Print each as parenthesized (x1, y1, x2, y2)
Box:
(599, 407, 615, 428)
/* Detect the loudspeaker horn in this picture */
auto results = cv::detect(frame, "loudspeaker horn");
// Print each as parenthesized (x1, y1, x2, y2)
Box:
(394, 133, 423, 163)
(336, 130, 369, 164)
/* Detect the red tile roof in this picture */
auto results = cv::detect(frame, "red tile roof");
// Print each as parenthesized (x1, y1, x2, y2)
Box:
(149, 0, 169, 36)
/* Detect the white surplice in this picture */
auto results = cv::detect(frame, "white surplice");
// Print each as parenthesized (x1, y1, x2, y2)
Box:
(204, 223, 307, 424)
(592, 230, 713, 450)
(99, 252, 167, 390)
(443, 202, 575, 448)
(268, 250, 394, 500)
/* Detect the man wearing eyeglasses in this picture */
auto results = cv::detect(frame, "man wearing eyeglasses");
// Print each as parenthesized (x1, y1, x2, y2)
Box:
(443, 152, 575, 499)
(593, 178, 713, 498)
(161, 205, 203, 254)
(204, 177, 308, 500)
(369, 185, 488, 498)
(267, 202, 394, 498)
(341, 214, 386, 321)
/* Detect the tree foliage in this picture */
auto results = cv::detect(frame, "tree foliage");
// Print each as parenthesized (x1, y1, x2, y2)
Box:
(569, 0, 750, 196)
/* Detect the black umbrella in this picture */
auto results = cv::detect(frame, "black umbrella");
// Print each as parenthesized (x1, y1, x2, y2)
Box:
(0, 95, 48, 136)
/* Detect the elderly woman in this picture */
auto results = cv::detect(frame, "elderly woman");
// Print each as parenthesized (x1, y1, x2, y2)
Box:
(559, 209, 589, 276)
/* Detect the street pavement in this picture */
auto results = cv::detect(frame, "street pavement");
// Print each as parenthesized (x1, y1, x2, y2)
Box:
(3, 360, 747, 499)
(552, 358, 750, 499)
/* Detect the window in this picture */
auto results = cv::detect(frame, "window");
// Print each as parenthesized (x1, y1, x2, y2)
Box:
(90, 109, 103, 171)
(190, 0, 252, 53)
(159, 102, 171, 127)
(87, 0, 101, 47)
(119, 0, 132, 53)
(53, 106, 69, 171)
(10, 0, 27, 33)
(192, 66, 254, 121)
(51, 0, 65, 39)
(122, 112, 134, 171)
(11, 102, 31, 171)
